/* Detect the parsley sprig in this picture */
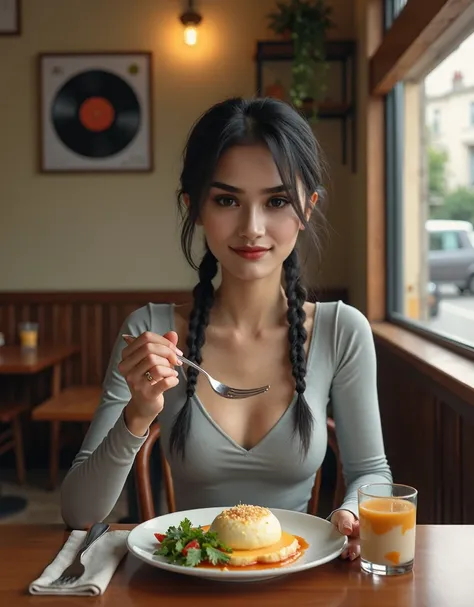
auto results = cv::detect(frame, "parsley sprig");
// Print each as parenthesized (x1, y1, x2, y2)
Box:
(153, 518, 233, 567)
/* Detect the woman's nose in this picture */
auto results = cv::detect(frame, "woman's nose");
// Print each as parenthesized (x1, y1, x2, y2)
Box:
(238, 207, 266, 240)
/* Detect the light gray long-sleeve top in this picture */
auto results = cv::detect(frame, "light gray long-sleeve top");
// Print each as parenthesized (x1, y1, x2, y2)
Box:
(61, 301, 392, 529)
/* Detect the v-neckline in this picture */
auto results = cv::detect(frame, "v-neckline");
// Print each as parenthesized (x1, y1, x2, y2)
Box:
(169, 302, 320, 454)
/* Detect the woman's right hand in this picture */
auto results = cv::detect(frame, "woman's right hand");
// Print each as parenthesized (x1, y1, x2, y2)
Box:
(118, 331, 183, 434)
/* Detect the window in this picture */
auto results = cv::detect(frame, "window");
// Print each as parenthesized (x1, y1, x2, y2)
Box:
(428, 231, 462, 251)
(385, 4, 474, 350)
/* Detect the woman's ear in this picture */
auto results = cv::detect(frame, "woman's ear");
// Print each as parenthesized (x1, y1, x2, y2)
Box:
(305, 192, 318, 221)
(300, 192, 318, 230)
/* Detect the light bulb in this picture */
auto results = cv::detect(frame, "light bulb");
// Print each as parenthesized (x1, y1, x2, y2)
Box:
(184, 25, 197, 46)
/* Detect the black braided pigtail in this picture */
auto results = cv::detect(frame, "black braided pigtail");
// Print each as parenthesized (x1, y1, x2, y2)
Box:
(284, 249, 314, 457)
(169, 248, 218, 459)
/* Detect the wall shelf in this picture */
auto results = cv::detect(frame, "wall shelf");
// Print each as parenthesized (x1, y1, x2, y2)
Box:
(255, 40, 357, 172)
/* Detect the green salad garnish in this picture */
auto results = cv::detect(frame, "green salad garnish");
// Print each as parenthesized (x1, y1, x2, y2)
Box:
(153, 517, 233, 567)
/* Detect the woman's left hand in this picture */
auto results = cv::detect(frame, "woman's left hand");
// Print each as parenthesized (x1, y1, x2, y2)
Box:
(330, 509, 360, 561)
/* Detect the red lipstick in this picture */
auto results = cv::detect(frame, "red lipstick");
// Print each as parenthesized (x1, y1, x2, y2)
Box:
(230, 246, 271, 260)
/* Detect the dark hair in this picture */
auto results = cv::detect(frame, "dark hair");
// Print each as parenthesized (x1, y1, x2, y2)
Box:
(169, 97, 327, 460)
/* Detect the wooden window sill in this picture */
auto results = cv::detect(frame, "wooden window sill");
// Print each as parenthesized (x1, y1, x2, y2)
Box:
(371, 322, 474, 407)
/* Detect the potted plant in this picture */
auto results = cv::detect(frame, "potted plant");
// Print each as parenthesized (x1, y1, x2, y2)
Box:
(267, 0, 333, 117)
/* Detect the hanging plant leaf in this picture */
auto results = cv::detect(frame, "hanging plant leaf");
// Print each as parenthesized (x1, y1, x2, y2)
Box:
(267, 0, 334, 118)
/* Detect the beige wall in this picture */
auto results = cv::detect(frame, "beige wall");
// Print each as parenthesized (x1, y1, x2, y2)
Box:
(0, 0, 356, 294)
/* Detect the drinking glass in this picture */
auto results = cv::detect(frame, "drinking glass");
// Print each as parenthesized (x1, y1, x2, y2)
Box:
(358, 483, 417, 576)
(19, 322, 38, 350)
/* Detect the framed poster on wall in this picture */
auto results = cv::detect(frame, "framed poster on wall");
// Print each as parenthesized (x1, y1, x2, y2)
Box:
(39, 51, 153, 173)
(0, 0, 20, 35)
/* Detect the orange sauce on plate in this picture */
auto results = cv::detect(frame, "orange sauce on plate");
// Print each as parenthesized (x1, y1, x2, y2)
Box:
(197, 526, 309, 571)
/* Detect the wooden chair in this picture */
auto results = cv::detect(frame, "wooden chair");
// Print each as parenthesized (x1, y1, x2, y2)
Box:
(0, 402, 28, 485)
(31, 385, 102, 489)
(135, 417, 345, 522)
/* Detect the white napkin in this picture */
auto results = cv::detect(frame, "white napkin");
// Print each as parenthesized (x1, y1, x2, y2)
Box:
(29, 529, 130, 596)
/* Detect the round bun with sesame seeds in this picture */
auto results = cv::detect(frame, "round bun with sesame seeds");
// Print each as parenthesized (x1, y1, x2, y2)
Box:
(209, 504, 282, 550)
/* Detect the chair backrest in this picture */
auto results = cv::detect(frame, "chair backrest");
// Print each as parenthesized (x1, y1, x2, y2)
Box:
(135, 418, 345, 522)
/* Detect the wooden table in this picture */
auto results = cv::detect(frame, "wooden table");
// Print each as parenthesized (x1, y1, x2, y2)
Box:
(0, 345, 80, 395)
(0, 524, 472, 606)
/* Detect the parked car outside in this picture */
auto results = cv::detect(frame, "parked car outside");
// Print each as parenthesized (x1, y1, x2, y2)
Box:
(426, 219, 474, 294)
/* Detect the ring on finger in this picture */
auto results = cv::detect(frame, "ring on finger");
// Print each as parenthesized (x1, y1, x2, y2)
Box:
(144, 370, 154, 383)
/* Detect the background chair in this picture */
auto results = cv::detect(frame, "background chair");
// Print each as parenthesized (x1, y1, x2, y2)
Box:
(0, 401, 28, 485)
(31, 385, 102, 489)
(135, 417, 346, 522)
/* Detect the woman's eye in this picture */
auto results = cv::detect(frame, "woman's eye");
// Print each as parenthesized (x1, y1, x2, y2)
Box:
(214, 196, 237, 207)
(268, 197, 289, 209)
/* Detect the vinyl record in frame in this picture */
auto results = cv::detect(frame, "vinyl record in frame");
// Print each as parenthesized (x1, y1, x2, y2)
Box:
(39, 52, 152, 173)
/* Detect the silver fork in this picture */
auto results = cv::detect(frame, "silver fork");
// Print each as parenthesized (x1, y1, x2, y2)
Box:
(178, 354, 270, 399)
(51, 522, 110, 586)
(123, 334, 270, 399)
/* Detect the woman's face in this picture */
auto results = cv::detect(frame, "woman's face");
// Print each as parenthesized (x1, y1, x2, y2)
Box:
(197, 144, 314, 282)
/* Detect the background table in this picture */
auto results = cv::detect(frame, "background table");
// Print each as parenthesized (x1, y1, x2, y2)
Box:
(0, 524, 472, 606)
(0, 344, 80, 389)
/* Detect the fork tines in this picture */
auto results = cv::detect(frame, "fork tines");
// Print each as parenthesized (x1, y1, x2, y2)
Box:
(227, 386, 270, 399)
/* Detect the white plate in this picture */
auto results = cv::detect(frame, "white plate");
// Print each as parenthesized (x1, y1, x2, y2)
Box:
(127, 507, 348, 582)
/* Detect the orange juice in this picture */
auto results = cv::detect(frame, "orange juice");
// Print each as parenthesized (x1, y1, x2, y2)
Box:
(19, 322, 38, 350)
(20, 330, 38, 349)
(359, 497, 416, 567)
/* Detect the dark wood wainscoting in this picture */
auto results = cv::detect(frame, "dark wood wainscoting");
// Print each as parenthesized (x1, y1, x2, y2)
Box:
(375, 340, 474, 525)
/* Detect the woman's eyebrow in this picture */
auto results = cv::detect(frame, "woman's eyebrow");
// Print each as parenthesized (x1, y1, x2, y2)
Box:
(210, 181, 286, 194)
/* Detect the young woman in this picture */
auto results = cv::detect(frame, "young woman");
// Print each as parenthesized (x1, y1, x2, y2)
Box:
(61, 97, 392, 561)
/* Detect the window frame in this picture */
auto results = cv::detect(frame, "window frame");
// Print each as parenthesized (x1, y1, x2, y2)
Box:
(385, 82, 404, 316)
(383, 0, 474, 359)
(384, 0, 408, 30)
(470, 146, 474, 186)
